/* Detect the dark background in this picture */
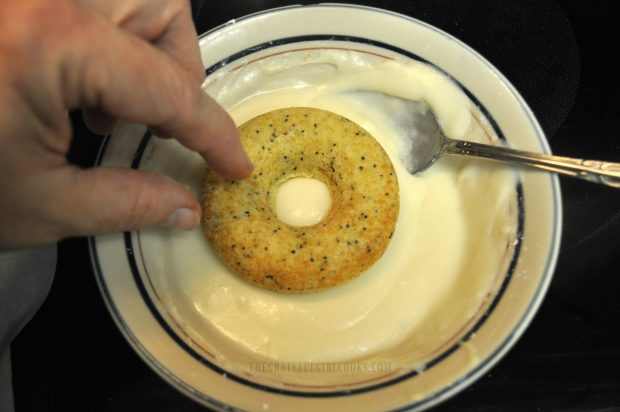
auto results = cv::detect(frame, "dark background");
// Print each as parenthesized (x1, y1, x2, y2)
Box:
(11, 1, 620, 411)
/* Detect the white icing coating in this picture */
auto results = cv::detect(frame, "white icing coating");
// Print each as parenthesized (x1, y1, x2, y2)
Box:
(160, 49, 517, 363)
(275, 177, 331, 227)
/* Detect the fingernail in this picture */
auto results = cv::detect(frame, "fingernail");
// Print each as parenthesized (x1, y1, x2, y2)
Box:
(242, 151, 254, 174)
(164, 208, 200, 230)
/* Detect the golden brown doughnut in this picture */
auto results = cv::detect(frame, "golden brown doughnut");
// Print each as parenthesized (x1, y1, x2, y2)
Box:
(202, 107, 399, 293)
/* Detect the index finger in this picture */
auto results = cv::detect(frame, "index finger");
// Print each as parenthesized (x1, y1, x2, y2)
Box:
(63, 9, 252, 179)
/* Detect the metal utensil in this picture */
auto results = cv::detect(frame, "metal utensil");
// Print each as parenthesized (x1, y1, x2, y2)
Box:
(403, 100, 620, 188)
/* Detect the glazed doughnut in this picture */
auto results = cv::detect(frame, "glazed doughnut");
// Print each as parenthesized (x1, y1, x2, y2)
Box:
(202, 107, 399, 293)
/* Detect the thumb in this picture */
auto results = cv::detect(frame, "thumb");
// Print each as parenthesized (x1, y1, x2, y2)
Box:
(55, 166, 201, 236)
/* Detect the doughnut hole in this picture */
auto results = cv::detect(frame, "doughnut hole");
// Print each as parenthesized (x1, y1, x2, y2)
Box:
(275, 177, 332, 227)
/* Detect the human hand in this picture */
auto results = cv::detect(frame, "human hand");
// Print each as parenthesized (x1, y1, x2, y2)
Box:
(0, 0, 252, 250)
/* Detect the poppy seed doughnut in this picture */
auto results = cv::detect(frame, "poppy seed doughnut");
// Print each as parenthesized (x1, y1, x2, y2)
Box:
(202, 107, 399, 293)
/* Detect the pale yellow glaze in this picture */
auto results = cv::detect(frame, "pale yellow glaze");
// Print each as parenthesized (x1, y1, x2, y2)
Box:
(160, 49, 517, 362)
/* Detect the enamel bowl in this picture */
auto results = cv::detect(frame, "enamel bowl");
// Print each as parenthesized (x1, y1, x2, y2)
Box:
(90, 5, 561, 411)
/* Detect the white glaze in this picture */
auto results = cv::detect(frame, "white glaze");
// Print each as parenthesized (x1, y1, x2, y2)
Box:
(275, 177, 332, 227)
(158, 49, 517, 362)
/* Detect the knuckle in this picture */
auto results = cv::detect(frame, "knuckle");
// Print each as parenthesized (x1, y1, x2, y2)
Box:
(28, 1, 83, 45)
(121, 186, 158, 229)
(157, 69, 198, 129)
(0, 0, 87, 81)
(169, 0, 189, 15)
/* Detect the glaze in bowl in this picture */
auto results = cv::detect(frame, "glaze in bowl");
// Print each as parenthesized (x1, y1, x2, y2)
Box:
(90, 5, 561, 411)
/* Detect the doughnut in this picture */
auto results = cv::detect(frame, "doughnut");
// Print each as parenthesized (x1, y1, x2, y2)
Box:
(201, 107, 399, 293)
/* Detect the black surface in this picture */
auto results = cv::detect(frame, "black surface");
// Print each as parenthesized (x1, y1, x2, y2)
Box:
(11, 1, 620, 411)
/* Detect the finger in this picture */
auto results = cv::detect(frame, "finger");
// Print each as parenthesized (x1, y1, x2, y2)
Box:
(150, 1, 205, 84)
(76, 0, 204, 84)
(123, 0, 205, 84)
(81, 108, 118, 135)
(62, 9, 253, 179)
(52, 166, 201, 237)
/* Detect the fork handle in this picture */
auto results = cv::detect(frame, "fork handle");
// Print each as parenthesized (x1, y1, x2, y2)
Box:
(442, 138, 620, 188)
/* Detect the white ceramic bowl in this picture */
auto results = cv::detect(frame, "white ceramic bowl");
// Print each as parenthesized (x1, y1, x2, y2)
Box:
(90, 4, 561, 411)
